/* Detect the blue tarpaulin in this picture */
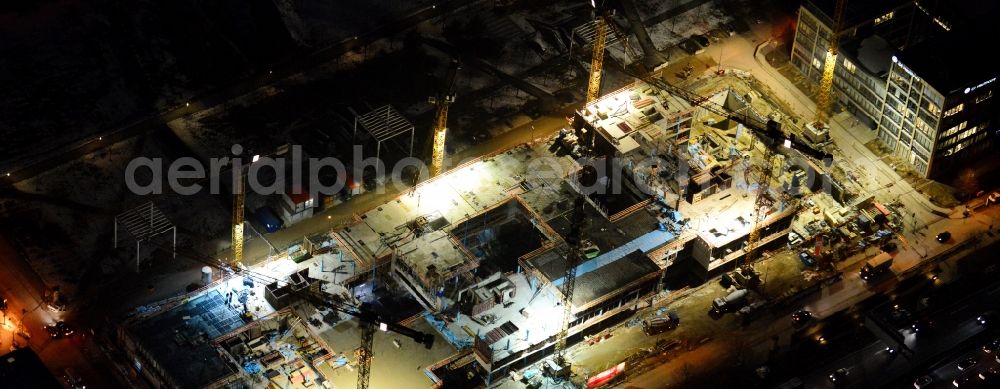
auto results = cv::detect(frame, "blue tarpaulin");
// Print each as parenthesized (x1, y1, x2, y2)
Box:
(424, 312, 472, 349)
(552, 230, 674, 287)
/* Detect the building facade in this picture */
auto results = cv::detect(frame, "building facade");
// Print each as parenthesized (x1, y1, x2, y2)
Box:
(876, 32, 997, 178)
(790, 0, 923, 127)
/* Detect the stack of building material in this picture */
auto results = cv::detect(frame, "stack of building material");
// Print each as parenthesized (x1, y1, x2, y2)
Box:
(482, 321, 519, 345)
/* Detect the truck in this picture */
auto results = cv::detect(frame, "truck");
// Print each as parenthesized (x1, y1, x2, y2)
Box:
(713, 289, 749, 313)
(642, 313, 679, 335)
(860, 252, 893, 281)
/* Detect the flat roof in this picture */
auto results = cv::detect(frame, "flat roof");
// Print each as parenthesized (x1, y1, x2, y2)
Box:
(529, 229, 669, 306)
(850, 35, 893, 77)
(129, 290, 243, 387)
(804, 0, 910, 29)
(897, 27, 998, 95)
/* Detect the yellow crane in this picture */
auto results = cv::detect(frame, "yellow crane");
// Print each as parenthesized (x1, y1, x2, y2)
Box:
(816, 0, 847, 125)
(429, 60, 460, 177)
(232, 164, 245, 264)
(586, 16, 607, 103)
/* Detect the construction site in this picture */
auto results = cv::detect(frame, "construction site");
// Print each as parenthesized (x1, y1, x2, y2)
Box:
(111, 57, 914, 386)
(109, 2, 928, 388)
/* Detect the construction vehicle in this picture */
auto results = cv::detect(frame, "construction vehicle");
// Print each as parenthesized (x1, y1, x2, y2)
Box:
(429, 60, 460, 177)
(642, 313, 679, 335)
(713, 289, 749, 313)
(860, 252, 892, 281)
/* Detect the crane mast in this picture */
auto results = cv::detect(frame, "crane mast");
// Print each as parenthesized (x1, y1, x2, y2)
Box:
(586, 17, 607, 103)
(816, 0, 847, 124)
(554, 196, 587, 367)
(742, 132, 779, 272)
(232, 166, 245, 264)
(356, 319, 376, 389)
(430, 60, 460, 177)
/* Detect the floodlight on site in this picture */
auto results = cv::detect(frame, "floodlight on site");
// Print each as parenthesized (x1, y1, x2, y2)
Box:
(591, 0, 596, 8)
(379, 322, 388, 332)
(783, 139, 792, 148)
(252, 155, 260, 163)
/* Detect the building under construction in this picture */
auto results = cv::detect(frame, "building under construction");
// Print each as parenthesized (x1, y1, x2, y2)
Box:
(114, 68, 849, 388)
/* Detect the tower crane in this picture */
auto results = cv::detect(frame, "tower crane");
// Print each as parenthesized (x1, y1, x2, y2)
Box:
(231, 158, 249, 264)
(552, 195, 588, 374)
(586, 16, 607, 103)
(429, 60, 461, 177)
(816, 0, 848, 125)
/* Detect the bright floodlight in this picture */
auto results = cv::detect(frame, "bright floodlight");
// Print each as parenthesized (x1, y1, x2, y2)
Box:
(379, 322, 388, 332)
(591, 0, 596, 8)
(252, 155, 260, 163)
(783, 139, 792, 148)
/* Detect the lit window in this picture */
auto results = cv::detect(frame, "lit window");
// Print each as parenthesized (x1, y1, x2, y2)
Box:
(875, 11, 894, 26)
(812, 57, 822, 69)
(944, 103, 964, 117)
(843, 59, 856, 73)
(941, 121, 967, 138)
(926, 102, 940, 115)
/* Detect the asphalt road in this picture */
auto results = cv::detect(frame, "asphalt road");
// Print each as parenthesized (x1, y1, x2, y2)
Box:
(0, 235, 118, 388)
(798, 281, 1000, 388)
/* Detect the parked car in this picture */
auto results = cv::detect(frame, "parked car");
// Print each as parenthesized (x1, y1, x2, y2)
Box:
(678, 38, 704, 54)
(979, 366, 1000, 381)
(936, 231, 952, 243)
(45, 321, 73, 339)
(953, 375, 972, 387)
(957, 356, 978, 371)
(828, 368, 849, 385)
(692, 34, 711, 47)
(983, 338, 1000, 353)
(798, 252, 817, 267)
(788, 232, 803, 247)
(881, 241, 898, 252)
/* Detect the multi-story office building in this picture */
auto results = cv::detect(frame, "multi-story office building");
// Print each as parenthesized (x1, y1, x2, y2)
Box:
(876, 27, 997, 178)
(792, 0, 998, 180)
(790, 0, 931, 127)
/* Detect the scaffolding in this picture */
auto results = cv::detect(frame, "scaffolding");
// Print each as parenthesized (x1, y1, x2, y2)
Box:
(114, 202, 176, 271)
(353, 105, 416, 162)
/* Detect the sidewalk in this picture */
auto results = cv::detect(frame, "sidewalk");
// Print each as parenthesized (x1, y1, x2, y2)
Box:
(617, 203, 1000, 388)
